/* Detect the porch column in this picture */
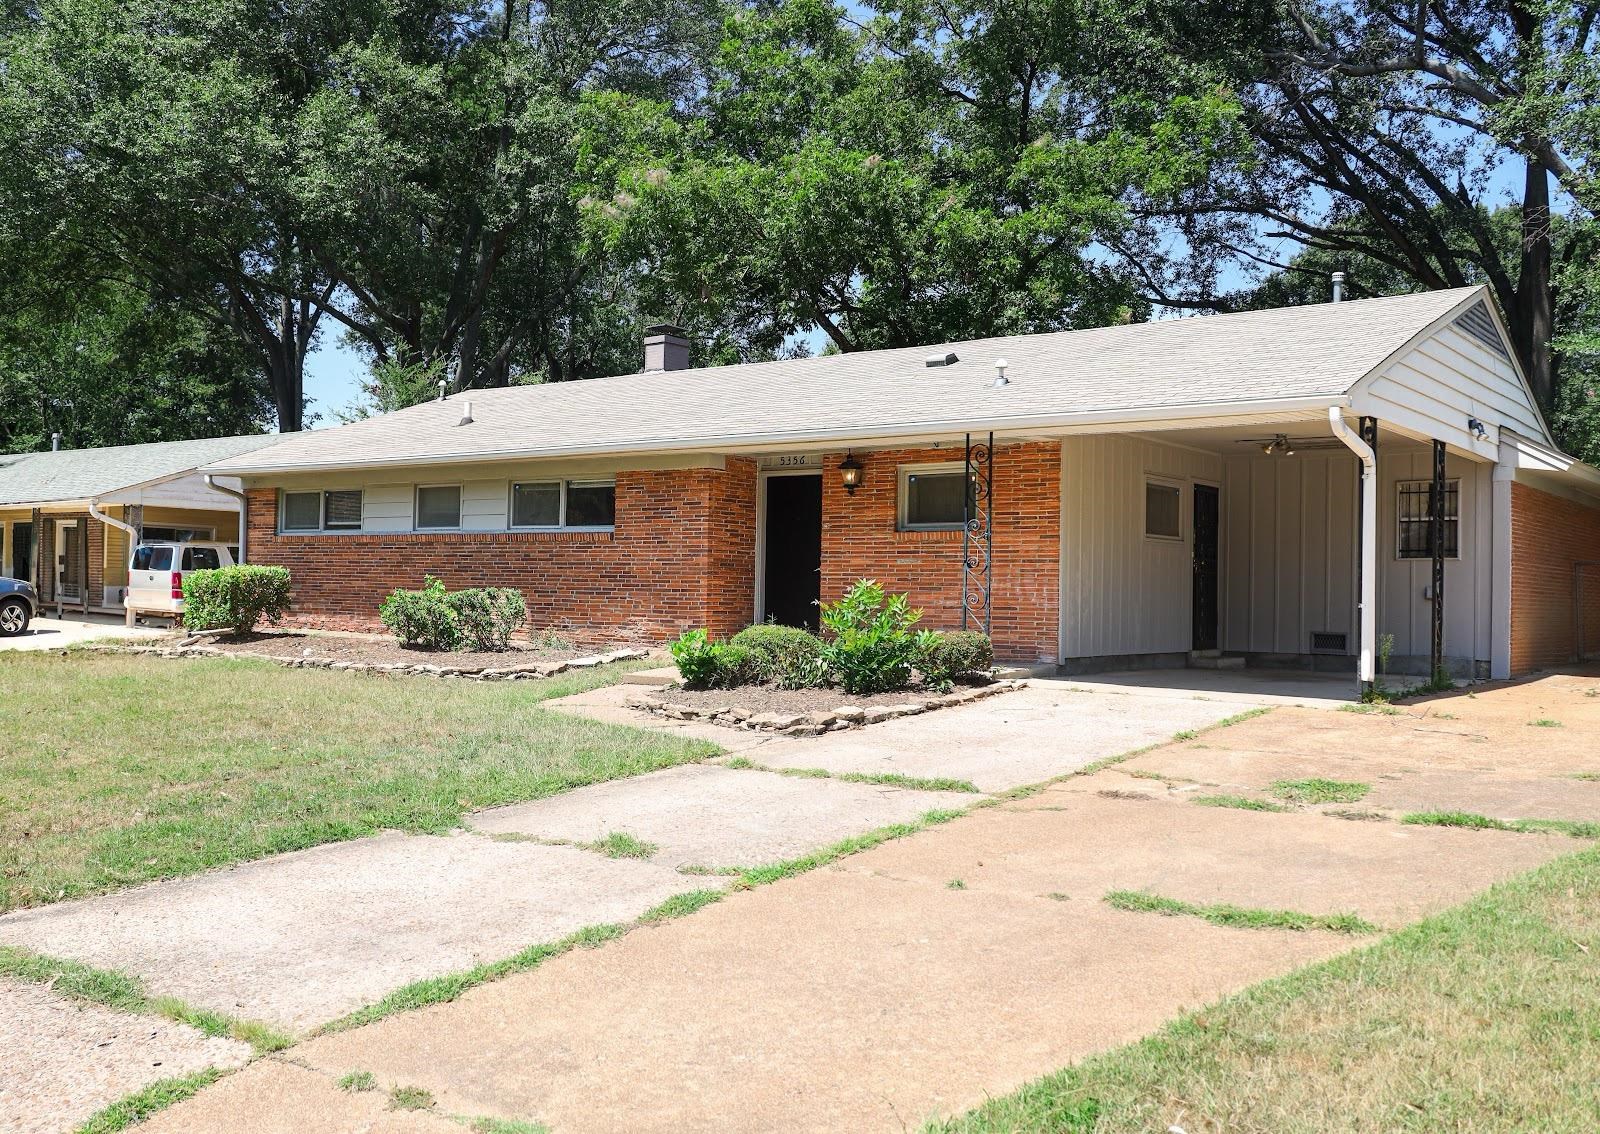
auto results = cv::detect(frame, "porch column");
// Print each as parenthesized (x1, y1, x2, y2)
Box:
(1490, 445, 1515, 680)
(1430, 440, 1447, 680)
(961, 432, 994, 635)
(1331, 409, 1380, 698)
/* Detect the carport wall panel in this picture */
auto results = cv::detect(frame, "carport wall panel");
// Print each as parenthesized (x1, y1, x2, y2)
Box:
(243, 460, 756, 644)
(1510, 481, 1600, 674)
(819, 442, 1061, 663)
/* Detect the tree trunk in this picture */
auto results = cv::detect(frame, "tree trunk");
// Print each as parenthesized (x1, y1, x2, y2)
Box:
(1511, 156, 1556, 412)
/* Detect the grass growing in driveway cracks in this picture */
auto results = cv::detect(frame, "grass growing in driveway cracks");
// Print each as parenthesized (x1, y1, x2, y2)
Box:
(583, 831, 660, 859)
(1402, 811, 1600, 839)
(1104, 891, 1379, 935)
(934, 848, 1600, 1133)
(0, 945, 291, 1054)
(1190, 794, 1293, 813)
(74, 1069, 226, 1134)
(0, 652, 708, 911)
(720, 757, 980, 794)
(1270, 778, 1371, 805)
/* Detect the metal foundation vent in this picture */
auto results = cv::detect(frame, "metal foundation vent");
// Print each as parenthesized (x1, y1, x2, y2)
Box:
(1310, 631, 1349, 655)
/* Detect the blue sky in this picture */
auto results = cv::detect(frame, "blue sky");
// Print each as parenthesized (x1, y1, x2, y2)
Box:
(303, 336, 365, 424)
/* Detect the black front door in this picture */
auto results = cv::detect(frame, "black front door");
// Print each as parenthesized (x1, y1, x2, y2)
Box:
(1192, 484, 1219, 652)
(762, 474, 823, 630)
(9, 522, 34, 584)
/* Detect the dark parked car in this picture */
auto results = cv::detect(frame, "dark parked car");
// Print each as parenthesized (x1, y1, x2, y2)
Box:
(0, 577, 37, 636)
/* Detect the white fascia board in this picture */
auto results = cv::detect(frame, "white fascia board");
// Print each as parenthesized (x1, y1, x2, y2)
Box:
(202, 394, 1351, 477)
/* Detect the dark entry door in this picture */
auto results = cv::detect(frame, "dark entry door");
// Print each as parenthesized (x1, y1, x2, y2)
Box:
(762, 474, 823, 630)
(1192, 484, 1219, 652)
(9, 523, 33, 583)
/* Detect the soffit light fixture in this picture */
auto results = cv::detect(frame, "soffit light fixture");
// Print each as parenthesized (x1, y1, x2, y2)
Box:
(840, 452, 863, 494)
(1262, 434, 1296, 457)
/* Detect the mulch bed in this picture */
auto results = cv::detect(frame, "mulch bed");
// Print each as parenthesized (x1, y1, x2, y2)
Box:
(189, 630, 596, 672)
(631, 678, 1025, 736)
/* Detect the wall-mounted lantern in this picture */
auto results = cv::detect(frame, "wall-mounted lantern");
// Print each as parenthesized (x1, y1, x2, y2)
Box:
(839, 452, 863, 495)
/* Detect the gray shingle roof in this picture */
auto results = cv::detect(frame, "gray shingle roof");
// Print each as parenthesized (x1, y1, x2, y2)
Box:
(210, 287, 1483, 475)
(0, 434, 285, 506)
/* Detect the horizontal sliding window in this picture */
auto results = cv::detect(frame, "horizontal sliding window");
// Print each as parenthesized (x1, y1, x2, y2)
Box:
(280, 489, 364, 533)
(510, 479, 617, 529)
(415, 485, 463, 530)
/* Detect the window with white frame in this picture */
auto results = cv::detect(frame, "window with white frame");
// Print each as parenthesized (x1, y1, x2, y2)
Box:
(1144, 480, 1182, 540)
(415, 485, 463, 530)
(510, 479, 617, 529)
(279, 490, 363, 533)
(1396, 479, 1460, 559)
(897, 463, 973, 530)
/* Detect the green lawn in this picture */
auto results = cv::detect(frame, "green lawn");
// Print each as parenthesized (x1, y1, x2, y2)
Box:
(0, 652, 713, 911)
(932, 847, 1600, 1133)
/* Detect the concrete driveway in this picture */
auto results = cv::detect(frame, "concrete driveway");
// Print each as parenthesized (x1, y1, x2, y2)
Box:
(0, 612, 163, 652)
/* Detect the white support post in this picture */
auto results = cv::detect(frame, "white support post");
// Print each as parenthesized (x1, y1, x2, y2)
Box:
(1490, 443, 1516, 680)
(1329, 408, 1378, 690)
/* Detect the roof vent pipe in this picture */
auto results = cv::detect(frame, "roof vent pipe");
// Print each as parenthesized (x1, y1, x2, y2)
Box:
(993, 358, 1009, 387)
(643, 324, 690, 372)
(437, 378, 447, 401)
(458, 400, 474, 427)
(1331, 271, 1346, 303)
(51, 432, 61, 451)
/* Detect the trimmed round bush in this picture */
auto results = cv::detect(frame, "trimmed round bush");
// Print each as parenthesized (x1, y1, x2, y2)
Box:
(445, 586, 527, 651)
(918, 630, 995, 685)
(380, 576, 460, 649)
(669, 629, 754, 690)
(181, 565, 291, 635)
(730, 624, 827, 688)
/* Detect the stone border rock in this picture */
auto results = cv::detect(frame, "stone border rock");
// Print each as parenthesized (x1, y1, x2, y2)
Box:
(89, 643, 652, 681)
(627, 679, 1026, 736)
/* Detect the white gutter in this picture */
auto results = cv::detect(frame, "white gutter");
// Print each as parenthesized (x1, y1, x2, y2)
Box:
(205, 475, 250, 564)
(203, 394, 1351, 478)
(1328, 407, 1377, 688)
(87, 498, 141, 626)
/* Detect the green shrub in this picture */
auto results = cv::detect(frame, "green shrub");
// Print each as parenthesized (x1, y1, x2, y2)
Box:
(445, 587, 527, 651)
(181, 565, 291, 635)
(380, 576, 460, 649)
(918, 630, 995, 685)
(818, 579, 925, 695)
(669, 629, 753, 690)
(730, 624, 828, 688)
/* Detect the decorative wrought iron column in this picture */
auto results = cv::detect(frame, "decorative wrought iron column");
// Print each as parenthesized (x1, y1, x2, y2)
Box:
(962, 432, 994, 635)
(1431, 439, 1447, 681)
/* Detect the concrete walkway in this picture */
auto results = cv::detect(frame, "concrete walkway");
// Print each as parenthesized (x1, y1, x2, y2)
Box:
(0, 613, 162, 652)
(125, 672, 1600, 1133)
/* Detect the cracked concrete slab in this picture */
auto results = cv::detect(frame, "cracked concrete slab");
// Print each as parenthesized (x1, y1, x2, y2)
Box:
(136, 1060, 464, 1134)
(469, 763, 971, 868)
(0, 833, 707, 1032)
(0, 980, 250, 1134)
(749, 681, 1248, 791)
(268, 869, 1347, 1134)
(890, 784, 1569, 926)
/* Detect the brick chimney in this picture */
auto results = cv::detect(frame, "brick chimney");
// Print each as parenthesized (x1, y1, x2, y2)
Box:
(643, 324, 690, 372)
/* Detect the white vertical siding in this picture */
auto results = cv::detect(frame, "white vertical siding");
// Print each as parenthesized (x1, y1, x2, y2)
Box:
(1060, 435, 1222, 658)
(1220, 451, 1358, 655)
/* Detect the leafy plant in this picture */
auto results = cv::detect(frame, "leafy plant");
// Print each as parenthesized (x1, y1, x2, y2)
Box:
(730, 624, 828, 688)
(818, 579, 925, 695)
(918, 630, 994, 686)
(669, 629, 751, 690)
(379, 576, 460, 650)
(445, 587, 527, 651)
(180, 565, 291, 635)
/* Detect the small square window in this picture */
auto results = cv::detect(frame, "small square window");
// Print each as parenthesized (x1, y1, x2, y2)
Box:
(899, 465, 973, 530)
(1397, 479, 1460, 559)
(566, 481, 616, 528)
(1145, 482, 1182, 540)
(416, 485, 462, 530)
(323, 490, 363, 530)
(282, 491, 321, 532)
(511, 482, 562, 528)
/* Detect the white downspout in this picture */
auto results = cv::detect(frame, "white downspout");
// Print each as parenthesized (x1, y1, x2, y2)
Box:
(1328, 407, 1377, 689)
(88, 499, 140, 626)
(205, 475, 249, 565)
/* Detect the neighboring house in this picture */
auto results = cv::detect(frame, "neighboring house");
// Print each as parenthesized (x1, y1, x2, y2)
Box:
(0, 435, 284, 616)
(205, 287, 1600, 681)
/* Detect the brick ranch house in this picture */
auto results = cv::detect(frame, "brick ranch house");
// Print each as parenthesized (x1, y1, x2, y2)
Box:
(0, 435, 281, 615)
(205, 286, 1600, 685)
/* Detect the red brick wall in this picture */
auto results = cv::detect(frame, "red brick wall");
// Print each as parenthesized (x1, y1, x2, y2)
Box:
(246, 460, 757, 645)
(819, 442, 1061, 662)
(1510, 481, 1600, 674)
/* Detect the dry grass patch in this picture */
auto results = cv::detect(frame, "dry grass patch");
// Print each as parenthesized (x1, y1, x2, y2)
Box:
(933, 848, 1600, 1133)
(0, 652, 709, 910)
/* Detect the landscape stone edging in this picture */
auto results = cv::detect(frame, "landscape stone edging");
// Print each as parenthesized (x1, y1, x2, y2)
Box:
(89, 642, 652, 681)
(628, 678, 1027, 736)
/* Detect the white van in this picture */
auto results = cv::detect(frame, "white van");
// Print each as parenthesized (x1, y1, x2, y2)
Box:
(125, 541, 239, 618)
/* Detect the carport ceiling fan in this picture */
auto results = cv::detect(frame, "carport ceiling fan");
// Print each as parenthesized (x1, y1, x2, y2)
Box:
(1237, 434, 1347, 456)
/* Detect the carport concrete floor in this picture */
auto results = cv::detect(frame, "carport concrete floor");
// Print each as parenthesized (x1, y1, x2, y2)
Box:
(0, 612, 163, 652)
(9, 671, 1600, 1133)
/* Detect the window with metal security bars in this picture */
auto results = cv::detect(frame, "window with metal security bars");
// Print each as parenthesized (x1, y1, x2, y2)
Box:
(1310, 631, 1348, 654)
(1396, 479, 1460, 560)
